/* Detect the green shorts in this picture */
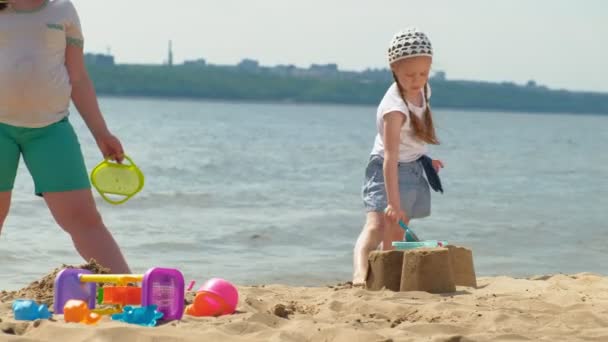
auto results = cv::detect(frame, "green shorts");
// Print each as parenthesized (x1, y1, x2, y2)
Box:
(0, 117, 91, 196)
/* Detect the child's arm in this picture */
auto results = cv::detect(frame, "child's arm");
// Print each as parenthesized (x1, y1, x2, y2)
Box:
(65, 44, 124, 162)
(383, 112, 408, 224)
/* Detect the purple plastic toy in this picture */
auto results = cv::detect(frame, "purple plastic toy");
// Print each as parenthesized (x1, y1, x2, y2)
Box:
(54, 269, 96, 314)
(142, 268, 185, 321)
(53, 267, 185, 321)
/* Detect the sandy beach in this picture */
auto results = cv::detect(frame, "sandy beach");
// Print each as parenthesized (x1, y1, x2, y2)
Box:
(0, 262, 607, 342)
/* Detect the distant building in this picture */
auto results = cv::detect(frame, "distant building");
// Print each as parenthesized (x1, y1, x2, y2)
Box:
(238, 58, 260, 72)
(84, 53, 115, 66)
(360, 68, 392, 82)
(270, 64, 297, 76)
(432, 71, 447, 81)
(308, 63, 338, 77)
(183, 58, 207, 67)
(167, 40, 174, 66)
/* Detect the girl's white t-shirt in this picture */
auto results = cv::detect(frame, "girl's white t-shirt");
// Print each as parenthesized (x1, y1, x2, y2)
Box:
(0, 0, 83, 128)
(370, 83, 431, 162)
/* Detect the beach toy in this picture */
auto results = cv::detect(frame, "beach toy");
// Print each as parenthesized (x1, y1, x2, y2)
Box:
(90, 155, 144, 205)
(97, 287, 104, 304)
(54, 269, 97, 312)
(186, 280, 196, 292)
(111, 305, 164, 327)
(54, 267, 184, 321)
(186, 278, 238, 317)
(383, 208, 421, 242)
(63, 300, 102, 325)
(186, 292, 224, 317)
(102, 286, 142, 305)
(12, 300, 52, 321)
(392, 240, 449, 250)
(198, 278, 239, 315)
(141, 268, 185, 321)
(398, 220, 421, 242)
(392, 219, 448, 250)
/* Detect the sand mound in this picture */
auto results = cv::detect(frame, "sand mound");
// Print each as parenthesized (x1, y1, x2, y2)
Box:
(0, 260, 109, 308)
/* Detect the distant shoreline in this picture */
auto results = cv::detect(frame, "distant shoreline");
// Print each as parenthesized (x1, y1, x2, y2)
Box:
(87, 63, 608, 115)
(96, 93, 608, 117)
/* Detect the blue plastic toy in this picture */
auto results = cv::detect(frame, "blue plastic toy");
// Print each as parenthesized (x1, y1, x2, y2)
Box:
(393, 220, 449, 250)
(392, 240, 448, 250)
(398, 220, 421, 242)
(12, 300, 52, 321)
(111, 305, 164, 327)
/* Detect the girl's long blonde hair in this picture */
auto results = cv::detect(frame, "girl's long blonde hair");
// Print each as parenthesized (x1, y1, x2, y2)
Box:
(393, 74, 439, 145)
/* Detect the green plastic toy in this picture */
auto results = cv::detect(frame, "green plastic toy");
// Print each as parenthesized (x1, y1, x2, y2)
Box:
(90, 155, 144, 205)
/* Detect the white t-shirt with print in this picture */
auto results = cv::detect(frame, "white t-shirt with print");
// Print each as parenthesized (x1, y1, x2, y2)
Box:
(0, 0, 83, 128)
(370, 83, 431, 163)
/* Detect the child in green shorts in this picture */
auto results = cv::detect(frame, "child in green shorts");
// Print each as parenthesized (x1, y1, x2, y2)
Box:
(0, 0, 130, 273)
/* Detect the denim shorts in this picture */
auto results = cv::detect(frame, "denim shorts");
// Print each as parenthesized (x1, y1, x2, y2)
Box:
(361, 155, 431, 219)
(0, 117, 91, 196)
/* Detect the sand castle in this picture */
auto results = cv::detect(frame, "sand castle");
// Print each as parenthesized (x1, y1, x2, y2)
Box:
(366, 245, 477, 293)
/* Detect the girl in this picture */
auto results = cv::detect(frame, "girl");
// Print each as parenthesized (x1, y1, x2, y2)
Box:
(353, 28, 444, 284)
(0, 0, 131, 273)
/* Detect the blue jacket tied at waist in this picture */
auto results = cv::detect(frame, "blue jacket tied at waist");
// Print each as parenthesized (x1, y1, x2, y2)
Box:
(418, 155, 444, 193)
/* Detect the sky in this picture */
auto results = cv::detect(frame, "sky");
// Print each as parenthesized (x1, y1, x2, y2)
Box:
(73, 0, 607, 92)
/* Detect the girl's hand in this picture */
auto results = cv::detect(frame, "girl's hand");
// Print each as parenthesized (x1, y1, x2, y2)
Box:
(432, 159, 444, 173)
(385, 204, 409, 225)
(95, 132, 125, 162)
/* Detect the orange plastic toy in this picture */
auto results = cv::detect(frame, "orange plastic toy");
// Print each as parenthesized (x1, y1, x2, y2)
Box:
(185, 292, 228, 317)
(63, 300, 102, 325)
(103, 286, 142, 306)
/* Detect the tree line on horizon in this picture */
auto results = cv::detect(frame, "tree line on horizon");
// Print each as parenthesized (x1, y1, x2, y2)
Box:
(85, 63, 608, 115)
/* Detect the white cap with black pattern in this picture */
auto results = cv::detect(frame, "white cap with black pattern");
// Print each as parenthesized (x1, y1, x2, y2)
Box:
(388, 28, 433, 65)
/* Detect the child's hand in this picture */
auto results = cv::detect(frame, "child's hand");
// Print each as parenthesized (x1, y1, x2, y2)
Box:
(432, 159, 444, 173)
(384, 204, 409, 224)
(95, 132, 125, 163)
